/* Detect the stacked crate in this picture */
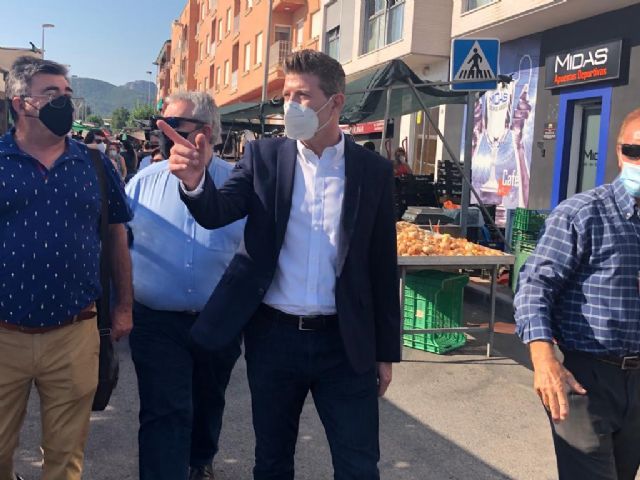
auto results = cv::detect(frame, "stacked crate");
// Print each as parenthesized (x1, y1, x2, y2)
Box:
(403, 270, 469, 354)
(435, 161, 463, 204)
(510, 208, 550, 292)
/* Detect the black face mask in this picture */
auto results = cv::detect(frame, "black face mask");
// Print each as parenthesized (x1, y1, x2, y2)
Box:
(25, 95, 74, 137)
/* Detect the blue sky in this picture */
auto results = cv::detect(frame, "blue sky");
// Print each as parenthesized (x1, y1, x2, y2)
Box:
(1, 0, 185, 86)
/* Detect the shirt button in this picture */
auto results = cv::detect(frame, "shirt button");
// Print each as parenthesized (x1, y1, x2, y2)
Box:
(186, 263, 192, 268)
(187, 239, 192, 244)
(187, 288, 193, 293)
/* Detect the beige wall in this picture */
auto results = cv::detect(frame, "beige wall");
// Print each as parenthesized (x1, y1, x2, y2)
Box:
(451, 0, 640, 41)
(342, 0, 452, 78)
(0, 48, 42, 93)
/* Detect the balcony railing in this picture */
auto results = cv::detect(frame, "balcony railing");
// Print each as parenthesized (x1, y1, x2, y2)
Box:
(269, 40, 291, 69)
(231, 70, 238, 90)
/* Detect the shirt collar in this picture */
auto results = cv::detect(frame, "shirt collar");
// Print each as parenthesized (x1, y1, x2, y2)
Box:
(297, 132, 345, 168)
(613, 176, 638, 220)
(0, 128, 88, 164)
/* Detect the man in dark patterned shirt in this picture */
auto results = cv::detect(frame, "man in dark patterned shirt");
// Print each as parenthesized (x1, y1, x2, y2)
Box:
(515, 109, 640, 480)
(0, 57, 132, 480)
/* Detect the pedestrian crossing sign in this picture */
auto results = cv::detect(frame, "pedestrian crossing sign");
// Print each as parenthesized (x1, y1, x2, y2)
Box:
(450, 38, 500, 91)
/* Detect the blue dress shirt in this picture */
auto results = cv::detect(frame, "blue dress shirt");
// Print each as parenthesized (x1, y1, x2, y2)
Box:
(515, 178, 640, 356)
(126, 156, 245, 312)
(0, 131, 132, 327)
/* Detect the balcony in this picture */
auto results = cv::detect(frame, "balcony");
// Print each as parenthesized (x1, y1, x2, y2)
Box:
(231, 70, 238, 90)
(272, 0, 305, 13)
(269, 40, 291, 71)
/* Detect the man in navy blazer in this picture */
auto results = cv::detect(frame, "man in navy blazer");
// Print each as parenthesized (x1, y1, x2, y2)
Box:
(160, 50, 400, 479)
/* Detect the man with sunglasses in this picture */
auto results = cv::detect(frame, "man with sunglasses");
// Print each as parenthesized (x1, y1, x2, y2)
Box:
(125, 91, 244, 480)
(0, 57, 133, 480)
(515, 108, 640, 479)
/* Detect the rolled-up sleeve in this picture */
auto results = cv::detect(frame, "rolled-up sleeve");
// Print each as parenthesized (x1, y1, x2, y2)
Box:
(514, 212, 583, 344)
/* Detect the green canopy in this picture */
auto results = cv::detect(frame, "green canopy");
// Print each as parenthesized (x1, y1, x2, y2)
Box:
(340, 59, 466, 124)
(218, 59, 466, 127)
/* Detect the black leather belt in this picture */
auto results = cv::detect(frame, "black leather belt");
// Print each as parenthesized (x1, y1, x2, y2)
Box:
(259, 304, 338, 331)
(564, 349, 640, 370)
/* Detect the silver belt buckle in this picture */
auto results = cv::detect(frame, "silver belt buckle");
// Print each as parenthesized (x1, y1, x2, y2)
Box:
(621, 356, 640, 370)
(298, 316, 316, 331)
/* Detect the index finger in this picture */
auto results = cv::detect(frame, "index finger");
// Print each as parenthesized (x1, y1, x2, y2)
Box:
(156, 119, 195, 149)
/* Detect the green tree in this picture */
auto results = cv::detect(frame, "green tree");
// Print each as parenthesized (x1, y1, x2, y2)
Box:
(111, 107, 131, 131)
(86, 114, 104, 126)
(129, 103, 156, 125)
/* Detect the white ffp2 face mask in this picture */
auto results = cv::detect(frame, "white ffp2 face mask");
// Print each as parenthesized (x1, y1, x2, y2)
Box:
(283, 96, 334, 141)
(96, 142, 107, 154)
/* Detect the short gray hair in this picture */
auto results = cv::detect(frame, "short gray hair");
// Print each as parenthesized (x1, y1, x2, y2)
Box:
(165, 91, 221, 145)
(6, 56, 68, 98)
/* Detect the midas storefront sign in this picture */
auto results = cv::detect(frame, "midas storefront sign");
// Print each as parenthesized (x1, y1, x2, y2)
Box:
(545, 40, 623, 89)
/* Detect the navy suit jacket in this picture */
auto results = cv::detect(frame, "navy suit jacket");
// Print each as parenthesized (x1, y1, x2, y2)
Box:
(180, 137, 401, 373)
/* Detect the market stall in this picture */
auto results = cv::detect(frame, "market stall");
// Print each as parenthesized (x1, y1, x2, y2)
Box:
(397, 222, 515, 357)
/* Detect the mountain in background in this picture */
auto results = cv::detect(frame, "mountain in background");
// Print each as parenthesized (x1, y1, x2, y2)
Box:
(70, 77, 157, 117)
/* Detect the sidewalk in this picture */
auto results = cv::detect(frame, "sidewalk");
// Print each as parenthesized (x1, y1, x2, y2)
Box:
(14, 301, 558, 480)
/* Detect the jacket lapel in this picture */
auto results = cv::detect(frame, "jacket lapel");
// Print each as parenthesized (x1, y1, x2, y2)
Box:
(336, 141, 364, 276)
(274, 139, 297, 251)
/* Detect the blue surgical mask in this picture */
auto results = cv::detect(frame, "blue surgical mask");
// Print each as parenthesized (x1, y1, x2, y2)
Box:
(620, 161, 640, 197)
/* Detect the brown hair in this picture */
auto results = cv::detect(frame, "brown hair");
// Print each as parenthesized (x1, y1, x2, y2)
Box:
(283, 49, 345, 97)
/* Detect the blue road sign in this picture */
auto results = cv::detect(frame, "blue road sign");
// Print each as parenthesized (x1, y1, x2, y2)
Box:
(450, 38, 500, 91)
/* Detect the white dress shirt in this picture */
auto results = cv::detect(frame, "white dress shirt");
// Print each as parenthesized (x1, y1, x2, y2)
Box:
(263, 135, 345, 315)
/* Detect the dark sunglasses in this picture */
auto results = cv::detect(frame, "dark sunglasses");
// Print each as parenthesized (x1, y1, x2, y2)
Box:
(620, 144, 640, 159)
(151, 115, 206, 130)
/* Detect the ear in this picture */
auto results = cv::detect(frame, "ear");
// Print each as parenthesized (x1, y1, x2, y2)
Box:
(201, 124, 213, 144)
(617, 143, 624, 170)
(333, 93, 345, 113)
(11, 97, 24, 116)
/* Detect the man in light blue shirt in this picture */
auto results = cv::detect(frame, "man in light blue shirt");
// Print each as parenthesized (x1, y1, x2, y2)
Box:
(125, 91, 244, 480)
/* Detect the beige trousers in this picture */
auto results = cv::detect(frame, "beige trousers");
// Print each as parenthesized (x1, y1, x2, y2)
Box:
(0, 318, 99, 480)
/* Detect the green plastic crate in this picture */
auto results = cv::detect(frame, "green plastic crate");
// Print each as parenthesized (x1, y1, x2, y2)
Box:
(403, 270, 468, 354)
(511, 249, 534, 292)
(513, 208, 549, 233)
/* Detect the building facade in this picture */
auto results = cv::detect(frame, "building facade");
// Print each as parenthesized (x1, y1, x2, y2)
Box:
(0, 46, 43, 134)
(448, 0, 640, 213)
(161, 0, 321, 107)
(318, 0, 454, 174)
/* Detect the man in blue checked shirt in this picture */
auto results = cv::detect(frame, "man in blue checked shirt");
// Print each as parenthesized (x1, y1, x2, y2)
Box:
(125, 91, 244, 480)
(515, 109, 640, 480)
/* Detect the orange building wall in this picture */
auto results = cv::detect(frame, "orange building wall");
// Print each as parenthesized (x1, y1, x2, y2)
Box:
(173, 0, 321, 107)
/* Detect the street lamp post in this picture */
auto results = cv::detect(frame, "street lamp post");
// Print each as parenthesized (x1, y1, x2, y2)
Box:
(41, 23, 55, 59)
(146, 70, 153, 106)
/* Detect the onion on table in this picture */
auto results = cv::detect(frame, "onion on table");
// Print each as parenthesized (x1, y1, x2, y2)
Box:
(396, 221, 504, 257)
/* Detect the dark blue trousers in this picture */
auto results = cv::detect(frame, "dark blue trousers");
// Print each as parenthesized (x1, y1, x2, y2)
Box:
(130, 302, 240, 480)
(244, 310, 380, 480)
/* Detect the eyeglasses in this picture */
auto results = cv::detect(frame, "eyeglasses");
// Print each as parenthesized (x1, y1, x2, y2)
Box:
(21, 93, 72, 109)
(620, 144, 640, 160)
(151, 115, 206, 130)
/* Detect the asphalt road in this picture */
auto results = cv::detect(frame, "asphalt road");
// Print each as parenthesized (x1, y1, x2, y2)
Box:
(14, 304, 559, 479)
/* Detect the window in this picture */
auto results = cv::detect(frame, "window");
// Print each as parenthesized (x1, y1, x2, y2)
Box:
(326, 27, 339, 60)
(226, 8, 232, 33)
(204, 77, 208, 89)
(201, 1, 207, 19)
(462, 0, 497, 12)
(311, 11, 321, 39)
(206, 34, 210, 54)
(224, 60, 230, 84)
(209, 64, 215, 87)
(246, 0, 253, 9)
(295, 20, 304, 46)
(216, 66, 221, 87)
(362, 0, 405, 54)
(218, 18, 223, 41)
(244, 42, 251, 72)
(255, 31, 263, 65)
(209, 0, 217, 10)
